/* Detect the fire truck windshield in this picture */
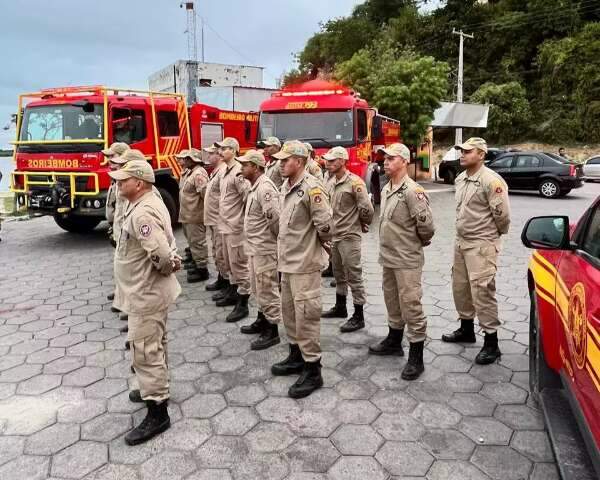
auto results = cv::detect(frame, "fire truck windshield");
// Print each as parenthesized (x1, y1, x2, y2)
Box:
(259, 110, 354, 148)
(19, 104, 104, 143)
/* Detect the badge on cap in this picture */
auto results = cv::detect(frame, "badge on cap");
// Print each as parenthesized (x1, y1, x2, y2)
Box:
(139, 224, 152, 237)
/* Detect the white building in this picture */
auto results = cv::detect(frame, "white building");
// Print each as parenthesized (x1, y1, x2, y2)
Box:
(148, 61, 264, 105)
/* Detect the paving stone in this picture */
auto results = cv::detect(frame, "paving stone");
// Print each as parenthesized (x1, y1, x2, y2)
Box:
(50, 333, 86, 348)
(67, 341, 104, 357)
(328, 456, 387, 480)
(368, 368, 409, 390)
(246, 422, 296, 453)
(459, 417, 513, 445)
(334, 379, 378, 399)
(0, 455, 49, 480)
(84, 464, 140, 480)
(0, 436, 25, 466)
(82, 413, 132, 442)
(195, 435, 250, 469)
(9, 338, 48, 355)
(375, 441, 434, 476)
(426, 460, 491, 480)
(288, 408, 342, 437)
(471, 446, 533, 480)
(422, 429, 476, 460)
(469, 363, 513, 383)
(107, 390, 145, 414)
(140, 450, 197, 480)
(332, 398, 380, 424)
(372, 412, 426, 441)
(230, 452, 289, 480)
(51, 440, 108, 479)
(170, 381, 197, 402)
(494, 404, 545, 430)
(195, 372, 235, 394)
(431, 355, 473, 373)
(510, 430, 554, 462)
(285, 438, 340, 473)
(407, 381, 454, 404)
(17, 374, 62, 395)
(331, 424, 384, 455)
(297, 387, 341, 411)
(63, 366, 105, 387)
(0, 354, 25, 371)
(171, 363, 210, 381)
(412, 402, 462, 428)
(223, 384, 266, 407)
(184, 346, 220, 363)
(182, 393, 227, 418)
(25, 422, 80, 455)
(85, 350, 124, 368)
(449, 393, 497, 416)
(256, 396, 302, 423)
(84, 378, 127, 399)
(0, 394, 60, 435)
(44, 356, 85, 374)
(481, 382, 528, 405)
(442, 373, 484, 393)
(371, 389, 418, 413)
(0, 362, 42, 382)
(499, 354, 529, 371)
(186, 470, 233, 480)
(530, 462, 560, 480)
(57, 398, 107, 423)
(26, 347, 65, 364)
(212, 406, 259, 435)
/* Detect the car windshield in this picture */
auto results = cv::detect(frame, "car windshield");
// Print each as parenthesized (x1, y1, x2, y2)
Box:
(258, 110, 354, 148)
(19, 104, 104, 142)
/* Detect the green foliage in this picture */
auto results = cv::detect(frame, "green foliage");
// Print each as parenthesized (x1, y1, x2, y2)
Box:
(470, 82, 532, 144)
(336, 42, 448, 146)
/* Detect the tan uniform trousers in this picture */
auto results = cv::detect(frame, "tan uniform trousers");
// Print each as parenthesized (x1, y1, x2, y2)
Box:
(382, 267, 427, 343)
(222, 232, 250, 295)
(331, 237, 367, 305)
(128, 309, 169, 403)
(249, 254, 281, 324)
(452, 242, 501, 334)
(182, 223, 208, 268)
(208, 226, 228, 279)
(281, 272, 321, 362)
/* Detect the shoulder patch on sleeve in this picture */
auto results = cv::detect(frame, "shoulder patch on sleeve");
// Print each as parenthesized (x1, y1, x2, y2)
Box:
(139, 224, 152, 238)
(309, 187, 322, 196)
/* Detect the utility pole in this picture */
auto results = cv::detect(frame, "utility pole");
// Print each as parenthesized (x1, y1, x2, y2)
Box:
(452, 28, 474, 146)
(181, 1, 198, 62)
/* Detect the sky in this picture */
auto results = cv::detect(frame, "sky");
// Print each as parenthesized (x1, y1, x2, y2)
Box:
(0, 0, 363, 135)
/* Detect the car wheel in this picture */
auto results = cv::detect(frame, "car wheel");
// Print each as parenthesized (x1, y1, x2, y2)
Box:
(53, 214, 102, 234)
(539, 179, 560, 198)
(529, 289, 560, 403)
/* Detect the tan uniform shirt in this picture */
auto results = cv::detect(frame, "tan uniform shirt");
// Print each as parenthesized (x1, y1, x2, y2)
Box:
(265, 157, 284, 190)
(219, 160, 251, 235)
(327, 171, 374, 241)
(244, 174, 280, 256)
(455, 165, 510, 246)
(178, 165, 208, 224)
(106, 181, 117, 224)
(278, 173, 333, 274)
(379, 175, 435, 269)
(204, 162, 226, 227)
(114, 190, 181, 315)
(306, 158, 323, 182)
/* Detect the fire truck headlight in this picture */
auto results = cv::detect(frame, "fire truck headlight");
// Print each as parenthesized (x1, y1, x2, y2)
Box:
(18, 195, 25, 206)
(93, 200, 101, 209)
(84, 200, 92, 208)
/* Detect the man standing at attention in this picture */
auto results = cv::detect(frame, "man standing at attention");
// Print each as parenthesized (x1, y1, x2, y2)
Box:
(260, 136, 284, 189)
(370, 143, 434, 381)
(441, 137, 510, 365)
(321, 146, 374, 333)
(271, 141, 333, 398)
(110, 155, 181, 445)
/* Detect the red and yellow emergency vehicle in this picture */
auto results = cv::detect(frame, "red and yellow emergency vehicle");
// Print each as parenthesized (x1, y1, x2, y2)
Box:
(10, 86, 258, 233)
(522, 198, 600, 479)
(258, 80, 400, 202)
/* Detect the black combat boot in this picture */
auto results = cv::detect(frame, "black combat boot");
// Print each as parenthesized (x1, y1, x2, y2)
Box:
(187, 266, 209, 283)
(368, 327, 405, 356)
(442, 319, 476, 343)
(124, 400, 170, 446)
(321, 294, 347, 318)
(125, 341, 130, 350)
(340, 304, 365, 332)
(129, 389, 143, 403)
(475, 332, 501, 364)
(111, 306, 120, 313)
(215, 285, 239, 307)
(119, 312, 128, 321)
(401, 341, 425, 380)
(226, 294, 249, 322)
(251, 323, 280, 351)
(321, 262, 334, 277)
(271, 344, 304, 376)
(240, 311, 268, 334)
(184, 246, 191, 258)
(119, 325, 128, 333)
(211, 280, 232, 301)
(183, 260, 195, 270)
(107, 292, 115, 301)
(288, 359, 323, 398)
(206, 274, 228, 292)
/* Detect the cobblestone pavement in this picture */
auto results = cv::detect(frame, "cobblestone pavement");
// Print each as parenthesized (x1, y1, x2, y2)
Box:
(1, 182, 599, 480)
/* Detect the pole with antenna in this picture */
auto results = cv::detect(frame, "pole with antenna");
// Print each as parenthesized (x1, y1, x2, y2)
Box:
(452, 28, 474, 146)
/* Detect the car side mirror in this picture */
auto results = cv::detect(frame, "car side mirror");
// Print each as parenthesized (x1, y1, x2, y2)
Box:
(521, 216, 571, 250)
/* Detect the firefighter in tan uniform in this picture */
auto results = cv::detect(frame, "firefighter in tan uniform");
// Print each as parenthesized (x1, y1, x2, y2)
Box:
(110, 158, 181, 446)
(370, 143, 434, 381)
(238, 150, 282, 350)
(442, 137, 510, 365)
(203, 146, 230, 293)
(303, 143, 324, 182)
(260, 136, 284, 189)
(321, 146, 374, 332)
(214, 137, 252, 322)
(177, 148, 209, 283)
(270, 141, 333, 399)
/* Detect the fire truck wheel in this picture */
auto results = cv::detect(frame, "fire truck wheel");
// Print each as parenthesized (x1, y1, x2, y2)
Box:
(157, 188, 178, 227)
(53, 214, 101, 234)
(529, 288, 560, 403)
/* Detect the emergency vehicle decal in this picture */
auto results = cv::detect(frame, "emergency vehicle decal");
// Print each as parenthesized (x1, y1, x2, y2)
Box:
(530, 251, 600, 392)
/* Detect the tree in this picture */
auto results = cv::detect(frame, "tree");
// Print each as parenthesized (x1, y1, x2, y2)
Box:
(470, 82, 532, 143)
(336, 41, 449, 146)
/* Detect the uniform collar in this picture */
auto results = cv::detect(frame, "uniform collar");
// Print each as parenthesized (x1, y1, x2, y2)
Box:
(334, 170, 350, 186)
(284, 172, 308, 196)
(465, 165, 485, 183)
(124, 190, 153, 215)
(384, 174, 409, 195)
(250, 173, 266, 192)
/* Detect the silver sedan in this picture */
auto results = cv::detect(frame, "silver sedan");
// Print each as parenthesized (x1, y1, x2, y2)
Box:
(583, 156, 600, 182)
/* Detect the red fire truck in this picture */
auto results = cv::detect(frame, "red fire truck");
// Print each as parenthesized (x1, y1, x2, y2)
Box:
(10, 86, 257, 233)
(258, 79, 400, 202)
